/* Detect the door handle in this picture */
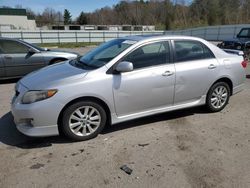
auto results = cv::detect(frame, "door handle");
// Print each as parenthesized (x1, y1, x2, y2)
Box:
(208, 64, 216, 69)
(4, 55, 12, 60)
(162, 71, 174, 76)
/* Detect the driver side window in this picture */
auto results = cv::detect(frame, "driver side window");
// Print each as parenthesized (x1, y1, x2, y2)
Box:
(0, 40, 29, 54)
(122, 41, 170, 69)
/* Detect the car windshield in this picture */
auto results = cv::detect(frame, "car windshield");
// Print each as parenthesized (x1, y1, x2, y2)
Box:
(77, 39, 137, 69)
(238, 29, 250, 38)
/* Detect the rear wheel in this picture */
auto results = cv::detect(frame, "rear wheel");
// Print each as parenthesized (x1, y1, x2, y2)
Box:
(206, 82, 230, 112)
(61, 101, 107, 141)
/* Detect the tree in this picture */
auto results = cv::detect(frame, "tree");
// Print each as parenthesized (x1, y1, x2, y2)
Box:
(6, 0, 250, 29)
(64, 9, 72, 25)
(76, 11, 88, 25)
(207, 0, 220, 25)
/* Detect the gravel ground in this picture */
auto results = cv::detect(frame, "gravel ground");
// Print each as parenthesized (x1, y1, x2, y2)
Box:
(0, 48, 250, 188)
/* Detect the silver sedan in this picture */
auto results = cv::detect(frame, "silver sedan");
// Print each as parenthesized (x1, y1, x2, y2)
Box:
(0, 37, 78, 80)
(11, 35, 247, 141)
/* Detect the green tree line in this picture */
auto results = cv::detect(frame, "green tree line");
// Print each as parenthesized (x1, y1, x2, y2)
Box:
(6, 0, 250, 30)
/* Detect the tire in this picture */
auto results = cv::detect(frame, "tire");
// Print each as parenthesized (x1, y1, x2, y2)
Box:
(206, 82, 230, 112)
(61, 101, 107, 141)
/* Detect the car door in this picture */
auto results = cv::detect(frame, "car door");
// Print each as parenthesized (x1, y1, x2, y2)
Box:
(173, 40, 219, 105)
(0, 39, 45, 77)
(112, 41, 175, 117)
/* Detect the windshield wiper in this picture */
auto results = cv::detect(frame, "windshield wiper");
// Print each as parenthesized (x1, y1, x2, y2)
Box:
(77, 60, 99, 68)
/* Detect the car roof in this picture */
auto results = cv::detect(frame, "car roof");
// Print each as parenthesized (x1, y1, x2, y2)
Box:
(121, 34, 203, 42)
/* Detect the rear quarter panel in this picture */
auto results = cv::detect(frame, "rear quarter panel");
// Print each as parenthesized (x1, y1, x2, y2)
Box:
(217, 55, 245, 92)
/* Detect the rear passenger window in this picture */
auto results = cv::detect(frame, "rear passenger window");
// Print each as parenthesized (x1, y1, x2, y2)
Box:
(123, 41, 170, 69)
(174, 40, 214, 62)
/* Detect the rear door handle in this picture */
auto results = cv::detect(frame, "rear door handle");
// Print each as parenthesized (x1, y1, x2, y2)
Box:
(208, 64, 216, 69)
(162, 71, 174, 76)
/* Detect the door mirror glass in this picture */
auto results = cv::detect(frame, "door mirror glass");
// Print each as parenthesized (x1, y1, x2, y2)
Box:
(115, 61, 133, 73)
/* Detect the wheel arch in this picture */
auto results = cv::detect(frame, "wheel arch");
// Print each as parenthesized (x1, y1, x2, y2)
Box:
(57, 96, 111, 133)
(209, 77, 233, 96)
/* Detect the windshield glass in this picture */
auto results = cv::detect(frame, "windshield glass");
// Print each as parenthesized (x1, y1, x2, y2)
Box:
(78, 39, 136, 69)
(238, 29, 250, 38)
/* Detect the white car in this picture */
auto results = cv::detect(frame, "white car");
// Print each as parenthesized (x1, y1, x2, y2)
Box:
(12, 35, 247, 141)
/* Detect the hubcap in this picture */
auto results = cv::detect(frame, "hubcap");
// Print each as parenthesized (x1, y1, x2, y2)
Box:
(69, 106, 101, 136)
(211, 86, 228, 109)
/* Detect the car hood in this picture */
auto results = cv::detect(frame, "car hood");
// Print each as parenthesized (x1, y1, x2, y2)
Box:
(223, 38, 250, 43)
(20, 61, 88, 90)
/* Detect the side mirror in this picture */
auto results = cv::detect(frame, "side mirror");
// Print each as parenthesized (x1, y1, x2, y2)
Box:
(115, 61, 133, 73)
(236, 34, 240, 38)
(28, 48, 39, 54)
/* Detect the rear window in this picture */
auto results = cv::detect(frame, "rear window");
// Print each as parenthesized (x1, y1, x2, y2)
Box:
(174, 40, 215, 62)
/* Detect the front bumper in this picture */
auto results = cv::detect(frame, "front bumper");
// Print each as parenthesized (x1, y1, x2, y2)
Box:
(11, 82, 63, 137)
(11, 101, 62, 137)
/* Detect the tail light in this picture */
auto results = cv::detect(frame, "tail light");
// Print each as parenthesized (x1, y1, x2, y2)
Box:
(241, 60, 248, 68)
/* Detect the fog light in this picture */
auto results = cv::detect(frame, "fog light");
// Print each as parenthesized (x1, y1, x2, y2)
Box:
(19, 118, 34, 127)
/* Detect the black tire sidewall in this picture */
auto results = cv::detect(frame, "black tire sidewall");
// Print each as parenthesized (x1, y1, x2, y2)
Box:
(206, 82, 230, 112)
(61, 101, 107, 141)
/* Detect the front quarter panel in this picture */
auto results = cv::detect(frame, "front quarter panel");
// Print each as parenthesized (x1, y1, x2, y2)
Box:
(42, 52, 78, 65)
(52, 66, 116, 120)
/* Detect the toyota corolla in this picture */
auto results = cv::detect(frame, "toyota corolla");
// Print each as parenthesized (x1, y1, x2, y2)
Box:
(11, 35, 247, 141)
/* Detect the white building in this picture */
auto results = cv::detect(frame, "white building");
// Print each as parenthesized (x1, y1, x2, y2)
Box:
(0, 8, 37, 30)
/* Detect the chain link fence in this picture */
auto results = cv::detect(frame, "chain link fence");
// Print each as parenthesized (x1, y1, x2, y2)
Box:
(0, 30, 164, 44)
(165, 24, 250, 41)
(1, 24, 250, 44)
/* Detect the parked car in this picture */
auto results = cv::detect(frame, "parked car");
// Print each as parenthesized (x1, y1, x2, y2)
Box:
(0, 38, 78, 80)
(11, 35, 247, 141)
(217, 28, 250, 56)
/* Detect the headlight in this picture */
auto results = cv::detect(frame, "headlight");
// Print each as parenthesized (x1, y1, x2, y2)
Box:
(22, 90, 57, 104)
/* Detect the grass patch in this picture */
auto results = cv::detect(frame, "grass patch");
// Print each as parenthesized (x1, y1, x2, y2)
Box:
(38, 42, 100, 48)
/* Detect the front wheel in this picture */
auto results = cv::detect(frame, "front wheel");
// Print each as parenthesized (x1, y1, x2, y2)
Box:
(206, 82, 230, 112)
(61, 101, 107, 141)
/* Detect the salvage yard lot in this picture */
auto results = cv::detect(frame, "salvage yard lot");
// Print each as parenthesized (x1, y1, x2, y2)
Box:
(0, 48, 250, 188)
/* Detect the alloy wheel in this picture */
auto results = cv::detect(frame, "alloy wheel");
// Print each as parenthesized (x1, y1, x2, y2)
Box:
(69, 106, 101, 136)
(210, 85, 228, 109)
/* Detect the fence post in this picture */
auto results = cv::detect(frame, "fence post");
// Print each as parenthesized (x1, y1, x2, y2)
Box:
(217, 26, 221, 41)
(204, 28, 207, 40)
(75, 31, 78, 43)
(40, 30, 43, 44)
(233, 26, 237, 37)
(20, 31, 23, 40)
(0, 30, 2, 37)
(57, 31, 60, 44)
(103, 31, 105, 42)
(89, 31, 91, 44)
